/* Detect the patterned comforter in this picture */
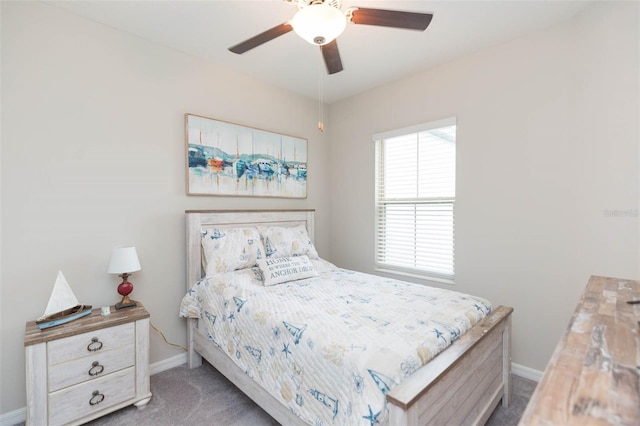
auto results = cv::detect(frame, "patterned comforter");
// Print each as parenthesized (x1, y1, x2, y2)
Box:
(179, 259, 492, 425)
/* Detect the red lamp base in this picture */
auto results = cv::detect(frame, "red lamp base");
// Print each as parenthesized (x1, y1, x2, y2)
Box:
(115, 274, 137, 310)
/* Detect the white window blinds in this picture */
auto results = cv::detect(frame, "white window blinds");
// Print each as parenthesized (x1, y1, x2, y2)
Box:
(374, 118, 456, 281)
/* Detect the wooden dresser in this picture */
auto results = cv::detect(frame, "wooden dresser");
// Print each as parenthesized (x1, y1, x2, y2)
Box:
(519, 275, 640, 425)
(24, 305, 151, 425)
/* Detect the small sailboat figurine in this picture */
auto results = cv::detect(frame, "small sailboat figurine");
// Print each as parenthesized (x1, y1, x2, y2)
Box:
(36, 271, 92, 330)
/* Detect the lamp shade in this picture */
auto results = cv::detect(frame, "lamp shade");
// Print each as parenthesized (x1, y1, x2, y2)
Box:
(107, 246, 141, 274)
(291, 3, 347, 45)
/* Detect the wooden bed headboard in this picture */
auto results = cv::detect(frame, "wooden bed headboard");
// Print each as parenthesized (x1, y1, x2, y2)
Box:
(184, 209, 315, 290)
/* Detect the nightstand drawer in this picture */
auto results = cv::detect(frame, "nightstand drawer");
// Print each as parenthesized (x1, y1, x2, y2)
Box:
(48, 323, 134, 365)
(48, 344, 135, 392)
(49, 367, 135, 426)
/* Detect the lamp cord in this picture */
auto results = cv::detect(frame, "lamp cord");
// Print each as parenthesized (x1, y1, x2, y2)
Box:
(150, 321, 187, 352)
(136, 302, 187, 352)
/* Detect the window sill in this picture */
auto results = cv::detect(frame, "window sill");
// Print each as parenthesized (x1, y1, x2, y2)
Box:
(374, 267, 455, 286)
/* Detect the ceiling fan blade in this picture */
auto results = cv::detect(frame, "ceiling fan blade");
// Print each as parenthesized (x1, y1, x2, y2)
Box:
(321, 40, 343, 75)
(228, 23, 293, 54)
(349, 8, 433, 31)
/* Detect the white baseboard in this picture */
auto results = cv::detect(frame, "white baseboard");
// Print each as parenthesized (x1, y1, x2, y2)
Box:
(149, 352, 188, 375)
(0, 407, 25, 426)
(151, 355, 542, 383)
(1, 358, 539, 426)
(0, 354, 188, 426)
(512, 362, 543, 382)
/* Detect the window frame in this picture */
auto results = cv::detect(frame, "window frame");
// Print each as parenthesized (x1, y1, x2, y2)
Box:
(373, 117, 457, 284)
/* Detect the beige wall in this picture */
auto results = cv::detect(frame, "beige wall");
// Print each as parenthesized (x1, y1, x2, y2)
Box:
(0, 1, 331, 414)
(327, 1, 639, 372)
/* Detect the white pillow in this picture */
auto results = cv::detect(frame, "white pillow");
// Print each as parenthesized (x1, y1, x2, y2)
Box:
(257, 255, 319, 286)
(202, 227, 265, 275)
(259, 224, 319, 259)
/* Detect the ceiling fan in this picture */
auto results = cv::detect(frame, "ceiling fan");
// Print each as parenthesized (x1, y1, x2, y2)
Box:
(228, 0, 433, 75)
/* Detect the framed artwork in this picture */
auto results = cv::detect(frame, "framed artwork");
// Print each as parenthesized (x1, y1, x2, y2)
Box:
(185, 113, 308, 198)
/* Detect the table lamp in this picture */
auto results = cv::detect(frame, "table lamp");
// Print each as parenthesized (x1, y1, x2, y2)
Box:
(107, 246, 141, 310)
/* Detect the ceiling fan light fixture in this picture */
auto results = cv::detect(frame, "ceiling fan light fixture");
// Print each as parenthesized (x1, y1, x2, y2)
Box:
(291, 3, 347, 46)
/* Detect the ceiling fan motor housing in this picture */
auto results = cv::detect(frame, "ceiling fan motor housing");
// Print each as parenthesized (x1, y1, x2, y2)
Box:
(294, 0, 343, 9)
(291, 1, 347, 45)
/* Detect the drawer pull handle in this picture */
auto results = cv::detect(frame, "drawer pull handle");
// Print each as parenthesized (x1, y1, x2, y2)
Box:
(88, 361, 104, 376)
(87, 337, 103, 352)
(89, 391, 105, 406)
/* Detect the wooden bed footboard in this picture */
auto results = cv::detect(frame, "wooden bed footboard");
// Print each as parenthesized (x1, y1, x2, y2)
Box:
(387, 305, 513, 425)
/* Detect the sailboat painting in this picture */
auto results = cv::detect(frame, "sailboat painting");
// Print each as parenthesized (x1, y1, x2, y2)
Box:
(186, 113, 308, 198)
(36, 271, 92, 330)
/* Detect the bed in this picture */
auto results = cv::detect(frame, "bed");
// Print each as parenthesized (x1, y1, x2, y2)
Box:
(181, 209, 513, 425)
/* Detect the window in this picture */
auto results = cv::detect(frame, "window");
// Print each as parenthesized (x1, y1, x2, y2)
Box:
(374, 117, 456, 282)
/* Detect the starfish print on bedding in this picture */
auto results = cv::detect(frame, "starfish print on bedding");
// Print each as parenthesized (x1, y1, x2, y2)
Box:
(282, 343, 292, 358)
(362, 405, 381, 425)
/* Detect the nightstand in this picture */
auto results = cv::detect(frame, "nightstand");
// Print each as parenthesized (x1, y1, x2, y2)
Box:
(24, 305, 152, 425)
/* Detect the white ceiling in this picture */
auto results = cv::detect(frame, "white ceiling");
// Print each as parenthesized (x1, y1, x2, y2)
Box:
(46, 0, 592, 103)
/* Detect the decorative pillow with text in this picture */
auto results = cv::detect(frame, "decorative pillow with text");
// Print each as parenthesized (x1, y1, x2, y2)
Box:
(257, 255, 319, 286)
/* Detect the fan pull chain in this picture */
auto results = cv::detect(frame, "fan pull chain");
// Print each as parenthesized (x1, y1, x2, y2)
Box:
(318, 52, 324, 132)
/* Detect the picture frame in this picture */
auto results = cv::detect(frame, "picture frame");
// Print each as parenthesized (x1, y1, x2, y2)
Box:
(185, 113, 308, 198)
